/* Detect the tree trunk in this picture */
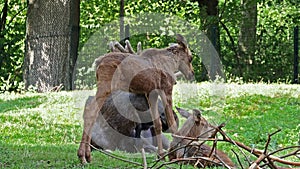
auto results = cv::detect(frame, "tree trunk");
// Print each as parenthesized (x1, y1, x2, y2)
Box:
(119, 0, 124, 41)
(239, 0, 257, 79)
(0, 0, 8, 69)
(24, 0, 80, 92)
(194, 0, 220, 81)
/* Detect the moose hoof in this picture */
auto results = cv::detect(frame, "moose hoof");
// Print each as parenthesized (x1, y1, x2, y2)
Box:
(85, 150, 92, 163)
(77, 149, 87, 164)
(85, 144, 92, 163)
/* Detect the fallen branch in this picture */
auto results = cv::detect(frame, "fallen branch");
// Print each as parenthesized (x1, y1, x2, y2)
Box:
(218, 128, 300, 167)
(81, 121, 299, 169)
(249, 153, 266, 169)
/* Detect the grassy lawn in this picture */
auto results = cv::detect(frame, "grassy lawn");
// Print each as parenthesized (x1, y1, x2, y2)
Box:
(0, 83, 299, 168)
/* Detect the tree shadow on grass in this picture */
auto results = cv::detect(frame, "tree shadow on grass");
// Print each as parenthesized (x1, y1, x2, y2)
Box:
(0, 95, 48, 113)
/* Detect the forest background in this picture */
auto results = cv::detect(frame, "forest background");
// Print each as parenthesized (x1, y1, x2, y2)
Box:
(0, 0, 299, 92)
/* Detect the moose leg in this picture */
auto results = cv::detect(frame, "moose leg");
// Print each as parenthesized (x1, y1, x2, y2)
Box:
(159, 90, 177, 133)
(148, 91, 164, 158)
(78, 97, 99, 163)
(77, 90, 110, 163)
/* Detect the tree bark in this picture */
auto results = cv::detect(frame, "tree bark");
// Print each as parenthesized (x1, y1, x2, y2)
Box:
(0, 0, 8, 69)
(24, 0, 80, 92)
(69, 0, 80, 90)
(239, 0, 257, 79)
(119, 0, 124, 41)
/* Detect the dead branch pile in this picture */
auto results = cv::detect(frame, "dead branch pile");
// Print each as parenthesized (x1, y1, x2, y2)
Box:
(89, 122, 299, 169)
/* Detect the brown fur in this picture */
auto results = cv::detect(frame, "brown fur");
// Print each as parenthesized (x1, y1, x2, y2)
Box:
(77, 34, 194, 163)
(169, 108, 236, 168)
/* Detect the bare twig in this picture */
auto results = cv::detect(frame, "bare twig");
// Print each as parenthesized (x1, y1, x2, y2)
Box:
(89, 143, 143, 167)
(214, 153, 232, 169)
(156, 157, 222, 169)
(141, 148, 147, 169)
(258, 129, 282, 169)
(264, 154, 300, 166)
(197, 122, 225, 141)
(208, 135, 217, 158)
(269, 146, 300, 158)
(206, 123, 225, 162)
(155, 158, 194, 169)
(260, 147, 300, 168)
(171, 134, 199, 141)
(264, 129, 282, 154)
(232, 149, 244, 169)
(218, 128, 252, 165)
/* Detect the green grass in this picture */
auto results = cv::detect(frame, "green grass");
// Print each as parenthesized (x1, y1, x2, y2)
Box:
(0, 83, 299, 168)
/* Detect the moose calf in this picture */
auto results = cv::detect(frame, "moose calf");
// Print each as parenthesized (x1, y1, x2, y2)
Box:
(169, 107, 236, 168)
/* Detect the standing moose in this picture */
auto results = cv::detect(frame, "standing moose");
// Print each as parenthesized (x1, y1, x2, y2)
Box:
(77, 34, 194, 163)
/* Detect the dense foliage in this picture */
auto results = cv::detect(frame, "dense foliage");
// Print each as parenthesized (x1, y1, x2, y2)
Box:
(0, 0, 27, 92)
(220, 0, 300, 82)
(0, 0, 299, 91)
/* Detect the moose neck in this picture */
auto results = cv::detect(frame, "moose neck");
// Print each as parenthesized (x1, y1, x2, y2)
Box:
(141, 48, 180, 75)
(157, 50, 179, 73)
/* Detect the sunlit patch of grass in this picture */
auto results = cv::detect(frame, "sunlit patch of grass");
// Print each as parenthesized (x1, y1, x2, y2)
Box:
(0, 92, 83, 147)
(0, 94, 47, 113)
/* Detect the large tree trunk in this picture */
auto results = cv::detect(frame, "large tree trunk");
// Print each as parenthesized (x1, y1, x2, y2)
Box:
(239, 0, 257, 79)
(24, 0, 80, 92)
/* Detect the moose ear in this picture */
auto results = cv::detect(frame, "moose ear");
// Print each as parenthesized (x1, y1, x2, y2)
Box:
(192, 109, 202, 123)
(175, 106, 192, 119)
(176, 34, 188, 49)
